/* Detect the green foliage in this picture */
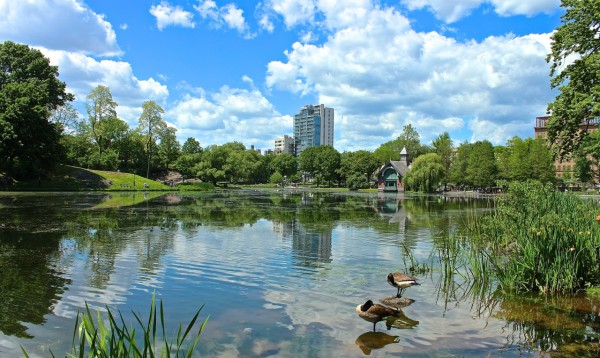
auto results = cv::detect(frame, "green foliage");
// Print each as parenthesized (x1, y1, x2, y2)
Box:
(63, 294, 208, 357)
(270, 153, 298, 177)
(299, 145, 341, 186)
(158, 127, 181, 171)
(448, 141, 471, 187)
(181, 137, 202, 154)
(470, 181, 600, 293)
(496, 137, 555, 183)
(546, 0, 600, 157)
(466, 140, 496, 188)
(0, 41, 74, 179)
(338, 150, 380, 189)
(270, 171, 284, 185)
(432, 132, 453, 188)
(138, 100, 167, 178)
(402, 153, 444, 192)
(373, 124, 429, 163)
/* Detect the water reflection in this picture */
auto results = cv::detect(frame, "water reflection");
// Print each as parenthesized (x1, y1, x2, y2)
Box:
(0, 190, 598, 357)
(355, 331, 400, 355)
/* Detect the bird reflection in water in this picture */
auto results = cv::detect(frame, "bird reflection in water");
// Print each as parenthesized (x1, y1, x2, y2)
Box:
(355, 331, 400, 355)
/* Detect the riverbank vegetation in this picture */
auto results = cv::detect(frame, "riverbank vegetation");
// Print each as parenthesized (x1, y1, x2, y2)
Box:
(436, 181, 600, 294)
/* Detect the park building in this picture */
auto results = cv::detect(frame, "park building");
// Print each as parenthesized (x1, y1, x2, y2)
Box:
(534, 115, 599, 183)
(274, 135, 295, 155)
(293, 104, 334, 156)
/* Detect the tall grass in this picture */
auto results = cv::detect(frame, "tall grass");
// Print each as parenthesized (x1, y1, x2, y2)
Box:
(469, 181, 600, 293)
(22, 294, 209, 357)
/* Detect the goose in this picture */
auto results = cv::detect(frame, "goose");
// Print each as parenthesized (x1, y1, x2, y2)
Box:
(356, 299, 401, 331)
(387, 272, 419, 298)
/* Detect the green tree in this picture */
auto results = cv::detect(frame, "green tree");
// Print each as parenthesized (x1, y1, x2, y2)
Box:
(546, 0, 600, 157)
(270, 171, 284, 185)
(374, 124, 429, 163)
(270, 153, 298, 178)
(158, 127, 180, 171)
(86, 85, 119, 153)
(338, 150, 380, 189)
(448, 142, 472, 187)
(0, 41, 74, 178)
(50, 103, 79, 134)
(316, 146, 341, 186)
(402, 153, 444, 192)
(181, 137, 202, 154)
(431, 132, 453, 190)
(138, 100, 166, 178)
(528, 138, 556, 183)
(466, 140, 497, 189)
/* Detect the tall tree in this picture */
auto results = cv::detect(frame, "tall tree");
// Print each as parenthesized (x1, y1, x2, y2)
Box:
(0, 41, 74, 178)
(431, 132, 454, 190)
(86, 85, 118, 153)
(546, 0, 600, 158)
(138, 100, 166, 178)
(374, 124, 429, 163)
(181, 137, 202, 154)
(466, 140, 497, 189)
(158, 127, 180, 171)
(448, 142, 472, 187)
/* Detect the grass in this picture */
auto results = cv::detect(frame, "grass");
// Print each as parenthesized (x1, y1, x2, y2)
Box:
(22, 294, 208, 358)
(176, 182, 215, 191)
(3, 165, 172, 191)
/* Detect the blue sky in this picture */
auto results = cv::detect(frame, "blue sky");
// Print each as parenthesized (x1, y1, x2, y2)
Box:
(0, 0, 563, 152)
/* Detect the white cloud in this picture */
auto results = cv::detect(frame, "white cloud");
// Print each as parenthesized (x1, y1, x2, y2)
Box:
(194, 0, 249, 35)
(41, 49, 169, 125)
(168, 85, 292, 150)
(266, 7, 555, 150)
(150, 1, 195, 30)
(401, 0, 560, 23)
(0, 0, 120, 56)
(267, 0, 317, 28)
(491, 0, 560, 17)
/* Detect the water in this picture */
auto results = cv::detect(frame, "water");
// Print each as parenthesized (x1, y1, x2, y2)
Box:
(0, 190, 598, 357)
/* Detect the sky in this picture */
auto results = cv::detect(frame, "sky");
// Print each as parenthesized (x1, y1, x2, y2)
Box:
(0, 0, 564, 152)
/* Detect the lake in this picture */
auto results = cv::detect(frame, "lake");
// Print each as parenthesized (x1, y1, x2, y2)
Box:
(0, 190, 599, 357)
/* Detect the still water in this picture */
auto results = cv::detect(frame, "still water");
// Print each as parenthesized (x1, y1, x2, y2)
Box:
(0, 190, 599, 357)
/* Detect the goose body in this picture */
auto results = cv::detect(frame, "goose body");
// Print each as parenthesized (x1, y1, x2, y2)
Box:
(387, 272, 419, 298)
(356, 299, 400, 331)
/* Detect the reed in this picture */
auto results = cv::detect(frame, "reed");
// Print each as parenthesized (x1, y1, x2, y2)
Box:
(21, 294, 209, 358)
(470, 181, 600, 293)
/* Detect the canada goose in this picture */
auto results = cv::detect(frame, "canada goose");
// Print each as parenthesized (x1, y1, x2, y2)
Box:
(387, 272, 419, 298)
(356, 299, 401, 331)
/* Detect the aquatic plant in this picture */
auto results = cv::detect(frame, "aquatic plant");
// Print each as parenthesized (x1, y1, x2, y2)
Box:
(471, 181, 600, 293)
(22, 294, 208, 357)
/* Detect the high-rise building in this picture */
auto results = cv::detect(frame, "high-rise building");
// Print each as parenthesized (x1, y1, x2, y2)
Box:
(274, 135, 295, 155)
(293, 104, 334, 156)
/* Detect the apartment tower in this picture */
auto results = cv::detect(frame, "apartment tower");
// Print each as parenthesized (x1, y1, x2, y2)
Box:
(293, 104, 334, 156)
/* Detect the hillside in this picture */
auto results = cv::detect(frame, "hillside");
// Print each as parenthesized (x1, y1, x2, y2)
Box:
(1, 165, 172, 191)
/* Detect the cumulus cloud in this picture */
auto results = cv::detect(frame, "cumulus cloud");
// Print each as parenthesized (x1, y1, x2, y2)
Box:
(150, 1, 195, 30)
(41, 49, 169, 125)
(266, 7, 554, 149)
(168, 85, 292, 150)
(194, 0, 250, 35)
(0, 0, 120, 56)
(401, 0, 560, 23)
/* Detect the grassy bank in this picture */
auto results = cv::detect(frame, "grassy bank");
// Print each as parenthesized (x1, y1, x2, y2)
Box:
(1, 165, 172, 191)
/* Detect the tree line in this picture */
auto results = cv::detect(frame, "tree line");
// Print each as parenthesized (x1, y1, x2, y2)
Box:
(2, 0, 600, 195)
